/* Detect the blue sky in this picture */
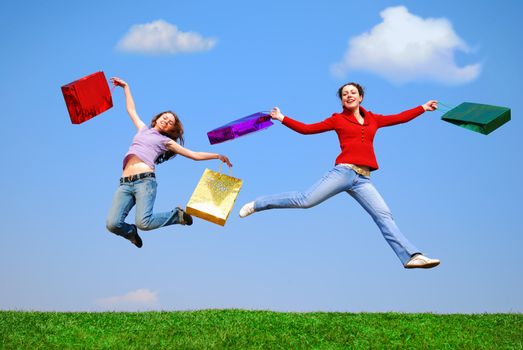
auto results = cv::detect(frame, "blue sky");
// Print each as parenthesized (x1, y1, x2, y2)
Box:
(1, 0, 522, 313)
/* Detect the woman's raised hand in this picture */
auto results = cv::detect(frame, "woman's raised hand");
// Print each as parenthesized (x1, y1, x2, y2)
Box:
(218, 154, 233, 168)
(110, 77, 128, 88)
(270, 107, 285, 122)
(422, 100, 438, 112)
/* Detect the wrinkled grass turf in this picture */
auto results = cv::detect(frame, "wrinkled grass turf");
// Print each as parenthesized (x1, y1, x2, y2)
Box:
(1, 310, 522, 349)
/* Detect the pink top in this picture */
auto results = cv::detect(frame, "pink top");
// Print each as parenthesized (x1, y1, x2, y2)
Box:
(123, 128, 171, 170)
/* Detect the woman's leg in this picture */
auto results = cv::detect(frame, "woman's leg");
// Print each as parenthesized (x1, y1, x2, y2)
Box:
(348, 175, 420, 265)
(134, 177, 183, 231)
(106, 183, 137, 239)
(254, 166, 355, 212)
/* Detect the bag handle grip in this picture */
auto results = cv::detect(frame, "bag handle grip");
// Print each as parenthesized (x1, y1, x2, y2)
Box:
(436, 101, 455, 113)
(217, 163, 233, 176)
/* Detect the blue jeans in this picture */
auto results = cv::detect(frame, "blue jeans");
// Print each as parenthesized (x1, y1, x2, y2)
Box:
(254, 165, 421, 265)
(106, 176, 182, 239)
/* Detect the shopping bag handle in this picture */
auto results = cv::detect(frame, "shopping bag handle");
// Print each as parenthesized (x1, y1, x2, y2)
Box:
(436, 101, 455, 113)
(217, 163, 233, 176)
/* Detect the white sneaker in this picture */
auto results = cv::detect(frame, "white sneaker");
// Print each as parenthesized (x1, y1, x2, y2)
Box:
(239, 201, 255, 218)
(404, 254, 440, 269)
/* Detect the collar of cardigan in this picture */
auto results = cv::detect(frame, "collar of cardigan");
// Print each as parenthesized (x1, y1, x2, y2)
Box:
(341, 106, 369, 125)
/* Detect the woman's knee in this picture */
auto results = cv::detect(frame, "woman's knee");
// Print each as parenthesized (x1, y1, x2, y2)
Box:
(135, 217, 154, 231)
(301, 200, 315, 209)
(373, 208, 394, 222)
(299, 190, 326, 208)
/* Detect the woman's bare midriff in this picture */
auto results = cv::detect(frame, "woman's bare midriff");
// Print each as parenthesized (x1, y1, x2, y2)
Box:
(353, 164, 371, 172)
(122, 155, 154, 177)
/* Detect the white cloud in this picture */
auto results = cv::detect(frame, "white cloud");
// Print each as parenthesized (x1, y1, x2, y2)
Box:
(116, 20, 217, 55)
(95, 289, 158, 310)
(331, 6, 481, 85)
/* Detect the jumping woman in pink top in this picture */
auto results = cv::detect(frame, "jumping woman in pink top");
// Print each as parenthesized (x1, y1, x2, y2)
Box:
(106, 77, 232, 248)
(239, 82, 440, 269)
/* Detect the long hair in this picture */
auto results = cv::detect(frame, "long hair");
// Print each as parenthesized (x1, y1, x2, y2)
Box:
(150, 110, 185, 164)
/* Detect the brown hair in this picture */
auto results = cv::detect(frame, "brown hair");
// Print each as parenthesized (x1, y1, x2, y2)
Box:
(337, 82, 365, 100)
(150, 111, 185, 164)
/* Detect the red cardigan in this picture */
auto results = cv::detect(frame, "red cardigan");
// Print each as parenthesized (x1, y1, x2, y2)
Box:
(282, 105, 425, 171)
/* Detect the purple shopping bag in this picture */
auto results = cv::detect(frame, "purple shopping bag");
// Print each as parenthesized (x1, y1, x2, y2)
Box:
(207, 111, 273, 144)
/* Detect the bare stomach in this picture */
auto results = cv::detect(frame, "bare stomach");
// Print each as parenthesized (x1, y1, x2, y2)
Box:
(354, 164, 371, 172)
(122, 155, 154, 177)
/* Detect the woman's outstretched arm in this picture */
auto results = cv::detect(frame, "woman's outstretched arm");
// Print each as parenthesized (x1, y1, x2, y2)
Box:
(111, 77, 146, 131)
(165, 141, 232, 167)
(270, 107, 334, 134)
(374, 100, 438, 128)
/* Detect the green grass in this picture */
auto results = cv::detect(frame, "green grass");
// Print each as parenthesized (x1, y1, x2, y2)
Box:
(1, 310, 522, 349)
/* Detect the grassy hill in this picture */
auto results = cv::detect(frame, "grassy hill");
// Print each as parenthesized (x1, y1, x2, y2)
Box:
(1, 310, 522, 349)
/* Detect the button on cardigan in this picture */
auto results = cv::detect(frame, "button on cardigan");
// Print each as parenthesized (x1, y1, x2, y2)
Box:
(281, 105, 425, 171)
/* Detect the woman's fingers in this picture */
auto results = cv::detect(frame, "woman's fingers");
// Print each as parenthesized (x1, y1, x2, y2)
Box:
(219, 155, 233, 167)
(110, 77, 126, 87)
(270, 107, 283, 120)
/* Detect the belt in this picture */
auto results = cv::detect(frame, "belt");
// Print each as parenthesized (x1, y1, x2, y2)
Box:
(120, 172, 155, 184)
(338, 163, 371, 177)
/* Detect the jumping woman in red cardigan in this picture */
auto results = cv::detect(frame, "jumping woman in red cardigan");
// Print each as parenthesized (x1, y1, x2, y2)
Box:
(239, 82, 440, 269)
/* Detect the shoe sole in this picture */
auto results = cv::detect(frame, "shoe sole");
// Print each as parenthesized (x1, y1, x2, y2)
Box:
(405, 261, 440, 269)
(239, 209, 254, 218)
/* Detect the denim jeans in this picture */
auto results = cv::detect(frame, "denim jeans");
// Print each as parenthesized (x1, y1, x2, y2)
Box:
(254, 165, 421, 265)
(106, 176, 182, 239)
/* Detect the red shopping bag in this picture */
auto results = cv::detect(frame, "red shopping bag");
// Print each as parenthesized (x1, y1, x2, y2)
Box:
(61, 71, 113, 124)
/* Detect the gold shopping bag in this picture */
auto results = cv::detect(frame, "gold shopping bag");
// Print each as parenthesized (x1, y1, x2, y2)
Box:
(186, 168, 243, 226)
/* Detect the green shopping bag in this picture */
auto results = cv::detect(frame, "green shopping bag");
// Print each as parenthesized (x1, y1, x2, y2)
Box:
(441, 102, 510, 135)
